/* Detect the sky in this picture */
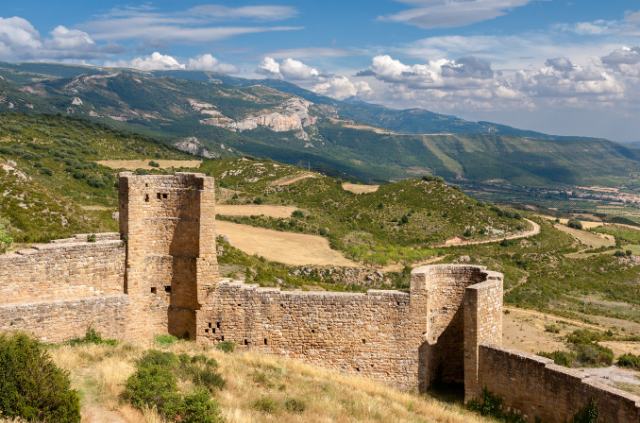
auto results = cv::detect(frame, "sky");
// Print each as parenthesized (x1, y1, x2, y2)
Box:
(1, 1, 640, 141)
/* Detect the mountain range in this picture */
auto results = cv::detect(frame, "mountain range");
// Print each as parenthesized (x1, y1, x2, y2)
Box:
(1, 61, 639, 188)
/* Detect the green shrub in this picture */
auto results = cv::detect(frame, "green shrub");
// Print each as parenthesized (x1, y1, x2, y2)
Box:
(626, 249, 633, 256)
(575, 343, 613, 366)
(567, 219, 583, 230)
(434, 176, 445, 183)
(39, 167, 53, 176)
(72, 170, 86, 179)
(617, 353, 640, 370)
(291, 210, 304, 218)
(67, 326, 117, 346)
(538, 350, 576, 367)
(188, 367, 226, 392)
(217, 341, 236, 353)
(463, 229, 472, 238)
(567, 329, 602, 344)
(0, 332, 81, 423)
(544, 324, 560, 334)
(253, 197, 263, 205)
(191, 354, 208, 365)
(284, 398, 306, 414)
(467, 387, 526, 423)
(136, 169, 149, 175)
(422, 174, 434, 181)
(476, 201, 486, 207)
(614, 250, 626, 257)
(154, 334, 179, 346)
(452, 184, 461, 191)
(87, 234, 96, 243)
(252, 397, 278, 414)
(87, 175, 107, 188)
(121, 360, 183, 418)
(181, 389, 222, 423)
(149, 161, 160, 168)
(567, 397, 598, 423)
(0, 218, 13, 254)
(206, 358, 219, 368)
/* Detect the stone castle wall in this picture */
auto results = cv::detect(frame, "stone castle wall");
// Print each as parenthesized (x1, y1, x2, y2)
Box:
(0, 238, 125, 305)
(477, 344, 640, 423)
(1, 172, 638, 422)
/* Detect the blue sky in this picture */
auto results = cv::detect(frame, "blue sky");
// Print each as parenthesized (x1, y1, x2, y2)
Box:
(2, 1, 640, 140)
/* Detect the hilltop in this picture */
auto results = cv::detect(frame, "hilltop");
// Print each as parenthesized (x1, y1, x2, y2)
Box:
(1, 62, 640, 189)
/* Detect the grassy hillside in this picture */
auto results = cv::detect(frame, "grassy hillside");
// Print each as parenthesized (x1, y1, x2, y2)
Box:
(41, 335, 490, 423)
(0, 113, 192, 242)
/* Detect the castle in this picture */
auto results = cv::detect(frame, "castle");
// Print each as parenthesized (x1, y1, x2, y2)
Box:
(1, 172, 638, 422)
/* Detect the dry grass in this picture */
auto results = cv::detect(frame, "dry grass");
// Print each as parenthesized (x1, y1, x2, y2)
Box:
(216, 205, 298, 219)
(342, 183, 380, 194)
(97, 160, 202, 170)
(553, 224, 615, 249)
(537, 215, 603, 229)
(46, 340, 490, 423)
(271, 173, 317, 186)
(216, 221, 357, 266)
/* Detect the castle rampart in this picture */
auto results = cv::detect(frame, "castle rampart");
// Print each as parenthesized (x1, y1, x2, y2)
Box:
(1, 172, 638, 422)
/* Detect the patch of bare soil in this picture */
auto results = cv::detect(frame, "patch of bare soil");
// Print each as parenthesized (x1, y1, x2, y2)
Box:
(97, 160, 202, 170)
(215, 221, 357, 266)
(434, 219, 540, 247)
(216, 204, 298, 219)
(271, 173, 317, 186)
(342, 183, 380, 194)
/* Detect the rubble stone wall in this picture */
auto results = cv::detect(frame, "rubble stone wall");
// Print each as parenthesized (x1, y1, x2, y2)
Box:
(0, 238, 125, 305)
(476, 344, 640, 423)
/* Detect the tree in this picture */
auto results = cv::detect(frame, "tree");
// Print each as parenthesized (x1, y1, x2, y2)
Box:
(567, 219, 583, 230)
(0, 218, 13, 254)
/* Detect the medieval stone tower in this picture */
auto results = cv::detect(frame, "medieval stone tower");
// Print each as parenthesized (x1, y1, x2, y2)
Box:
(118, 172, 220, 341)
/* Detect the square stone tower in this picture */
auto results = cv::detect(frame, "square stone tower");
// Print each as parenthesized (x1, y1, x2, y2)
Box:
(118, 172, 219, 341)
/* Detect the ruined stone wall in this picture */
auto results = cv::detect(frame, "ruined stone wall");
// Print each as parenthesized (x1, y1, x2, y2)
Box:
(476, 344, 640, 423)
(198, 281, 418, 388)
(0, 295, 130, 343)
(197, 265, 503, 392)
(0, 237, 125, 305)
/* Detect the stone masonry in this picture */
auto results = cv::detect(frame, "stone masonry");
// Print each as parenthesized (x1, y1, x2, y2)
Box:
(1, 172, 638, 421)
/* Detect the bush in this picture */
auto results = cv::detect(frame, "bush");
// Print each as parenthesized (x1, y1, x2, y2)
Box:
(87, 234, 96, 243)
(467, 387, 526, 423)
(87, 174, 107, 188)
(567, 219, 583, 230)
(617, 353, 640, 370)
(0, 218, 13, 254)
(121, 350, 223, 422)
(284, 398, 306, 414)
(252, 397, 278, 414)
(0, 332, 81, 423)
(67, 326, 117, 346)
(575, 343, 613, 366)
(217, 341, 236, 353)
(567, 397, 598, 423)
(544, 324, 560, 334)
(291, 210, 304, 218)
(538, 350, 575, 367)
(72, 170, 86, 179)
(476, 201, 486, 207)
(452, 184, 461, 191)
(464, 229, 472, 238)
(154, 334, 179, 345)
(39, 167, 53, 176)
(136, 169, 149, 175)
(149, 161, 160, 168)
(434, 176, 445, 183)
(627, 249, 633, 256)
(422, 174, 434, 181)
(253, 197, 263, 205)
(614, 250, 626, 257)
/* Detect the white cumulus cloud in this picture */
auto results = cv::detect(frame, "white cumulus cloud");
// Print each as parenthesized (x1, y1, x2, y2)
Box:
(187, 54, 239, 73)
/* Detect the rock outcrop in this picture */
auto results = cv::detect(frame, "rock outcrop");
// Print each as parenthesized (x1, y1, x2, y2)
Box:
(173, 137, 221, 159)
(200, 96, 317, 133)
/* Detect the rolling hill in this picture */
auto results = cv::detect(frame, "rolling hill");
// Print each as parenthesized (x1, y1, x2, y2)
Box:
(1, 61, 640, 188)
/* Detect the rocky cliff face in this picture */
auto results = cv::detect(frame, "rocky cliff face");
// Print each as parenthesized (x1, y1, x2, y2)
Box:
(200, 96, 316, 133)
(173, 137, 221, 159)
